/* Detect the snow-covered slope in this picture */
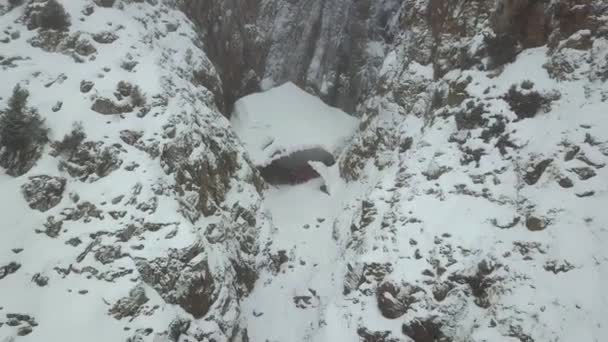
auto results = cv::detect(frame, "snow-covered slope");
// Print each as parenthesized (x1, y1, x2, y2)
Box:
(231, 82, 358, 166)
(0, 1, 269, 341)
(1, 0, 608, 342)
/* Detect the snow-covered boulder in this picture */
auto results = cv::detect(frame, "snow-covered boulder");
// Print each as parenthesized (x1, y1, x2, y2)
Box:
(230, 82, 359, 167)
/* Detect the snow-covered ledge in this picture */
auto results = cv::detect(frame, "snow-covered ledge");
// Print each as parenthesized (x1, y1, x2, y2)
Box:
(231, 82, 358, 184)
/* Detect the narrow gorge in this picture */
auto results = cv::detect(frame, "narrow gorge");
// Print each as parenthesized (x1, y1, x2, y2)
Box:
(0, 0, 607, 342)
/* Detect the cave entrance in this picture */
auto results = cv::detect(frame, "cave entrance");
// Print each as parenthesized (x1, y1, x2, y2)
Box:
(230, 82, 359, 187)
(259, 147, 335, 185)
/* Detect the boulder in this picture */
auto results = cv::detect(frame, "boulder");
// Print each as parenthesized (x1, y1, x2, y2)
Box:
(21, 175, 66, 212)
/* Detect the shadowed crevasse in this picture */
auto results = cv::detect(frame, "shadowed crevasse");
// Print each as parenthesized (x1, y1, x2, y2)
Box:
(259, 147, 335, 185)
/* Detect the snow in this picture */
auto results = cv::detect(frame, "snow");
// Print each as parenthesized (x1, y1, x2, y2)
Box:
(1, 1, 608, 341)
(242, 179, 348, 342)
(230, 82, 359, 166)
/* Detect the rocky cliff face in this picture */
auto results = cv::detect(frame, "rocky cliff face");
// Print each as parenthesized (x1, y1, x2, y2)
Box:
(0, 1, 270, 341)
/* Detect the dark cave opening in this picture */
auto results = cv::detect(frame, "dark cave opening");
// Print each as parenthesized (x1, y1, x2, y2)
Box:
(259, 147, 335, 185)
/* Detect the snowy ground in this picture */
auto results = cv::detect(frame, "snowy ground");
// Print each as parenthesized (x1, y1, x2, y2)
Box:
(241, 178, 351, 342)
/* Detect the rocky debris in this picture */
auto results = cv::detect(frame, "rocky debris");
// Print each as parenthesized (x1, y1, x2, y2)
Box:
(167, 317, 191, 342)
(61, 201, 103, 222)
(576, 190, 595, 198)
(454, 101, 487, 130)
(357, 327, 400, 342)
(491, 216, 521, 229)
(92, 31, 118, 44)
(58, 141, 123, 181)
(0, 262, 21, 280)
(340, 126, 399, 181)
(569, 167, 597, 180)
(344, 262, 394, 295)
(161, 130, 259, 219)
(39, 216, 63, 237)
(109, 284, 149, 320)
(558, 177, 574, 188)
(80, 80, 94, 93)
(94, 0, 115, 8)
(29, 31, 97, 62)
(76, 238, 100, 263)
(402, 318, 451, 342)
(135, 245, 216, 318)
(6, 313, 37, 336)
(564, 145, 581, 161)
(52, 101, 62, 112)
(526, 216, 548, 232)
(448, 260, 498, 308)
(293, 289, 319, 309)
(66, 237, 82, 246)
(31, 273, 49, 286)
(524, 159, 553, 185)
(119, 130, 143, 146)
(544, 260, 575, 274)
(269, 250, 289, 273)
(91, 97, 133, 115)
(95, 245, 126, 265)
(21, 175, 66, 212)
(432, 282, 454, 302)
(513, 241, 547, 258)
(423, 160, 452, 181)
(376, 281, 423, 319)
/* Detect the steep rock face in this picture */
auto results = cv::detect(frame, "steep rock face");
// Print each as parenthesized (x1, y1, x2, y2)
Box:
(326, 1, 608, 340)
(0, 1, 270, 341)
(180, 0, 401, 114)
(180, 0, 607, 116)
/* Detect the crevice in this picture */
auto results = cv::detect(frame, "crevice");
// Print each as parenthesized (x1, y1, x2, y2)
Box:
(259, 148, 335, 185)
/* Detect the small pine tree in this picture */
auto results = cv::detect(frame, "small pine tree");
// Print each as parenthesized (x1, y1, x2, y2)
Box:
(55, 121, 86, 157)
(39, 0, 71, 31)
(0, 85, 48, 151)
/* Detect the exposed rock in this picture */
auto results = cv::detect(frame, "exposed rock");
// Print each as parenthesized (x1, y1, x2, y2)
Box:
(109, 284, 149, 320)
(454, 101, 487, 130)
(94, 0, 115, 8)
(21, 175, 66, 212)
(119, 130, 143, 145)
(31, 273, 49, 287)
(0, 262, 21, 280)
(402, 318, 451, 342)
(376, 281, 422, 319)
(558, 177, 574, 188)
(135, 245, 216, 318)
(544, 260, 575, 274)
(80, 80, 94, 93)
(59, 141, 123, 181)
(41, 215, 63, 237)
(91, 97, 132, 115)
(570, 167, 596, 180)
(448, 260, 498, 308)
(565, 145, 581, 161)
(92, 31, 118, 44)
(526, 216, 547, 232)
(357, 327, 400, 342)
(524, 159, 552, 185)
(94, 245, 126, 265)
